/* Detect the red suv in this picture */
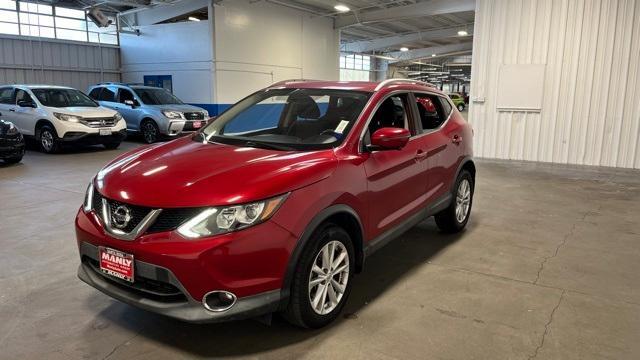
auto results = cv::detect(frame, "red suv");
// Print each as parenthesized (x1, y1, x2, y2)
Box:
(76, 79, 475, 328)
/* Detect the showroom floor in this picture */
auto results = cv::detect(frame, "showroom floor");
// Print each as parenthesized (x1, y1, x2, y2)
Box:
(1, 140, 639, 360)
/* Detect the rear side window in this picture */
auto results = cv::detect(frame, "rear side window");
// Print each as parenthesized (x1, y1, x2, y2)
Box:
(414, 93, 448, 131)
(0, 88, 14, 104)
(88, 87, 102, 100)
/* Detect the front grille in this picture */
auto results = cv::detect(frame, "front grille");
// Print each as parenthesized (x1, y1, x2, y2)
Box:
(184, 112, 205, 120)
(84, 117, 116, 128)
(147, 207, 203, 233)
(92, 190, 202, 235)
(83, 256, 187, 302)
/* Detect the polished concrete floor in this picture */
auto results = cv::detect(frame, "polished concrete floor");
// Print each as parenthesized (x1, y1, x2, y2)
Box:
(1, 141, 639, 360)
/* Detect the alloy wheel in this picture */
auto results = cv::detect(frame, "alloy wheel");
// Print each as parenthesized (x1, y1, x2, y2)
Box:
(455, 179, 471, 223)
(41, 130, 54, 152)
(308, 240, 350, 315)
(142, 122, 157, 143)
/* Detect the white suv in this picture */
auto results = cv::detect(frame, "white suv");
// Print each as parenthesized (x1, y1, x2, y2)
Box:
(0, 85, 126, 153)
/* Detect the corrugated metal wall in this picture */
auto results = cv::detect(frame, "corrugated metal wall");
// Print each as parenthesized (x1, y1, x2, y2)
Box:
(0, 35, 120, 92)
(470, 0, 640, 169)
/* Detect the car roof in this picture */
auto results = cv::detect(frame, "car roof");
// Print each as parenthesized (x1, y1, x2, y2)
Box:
(91, 83, 164, 90)
(1, 84, 75, 90)
(266, 79, 444, 94)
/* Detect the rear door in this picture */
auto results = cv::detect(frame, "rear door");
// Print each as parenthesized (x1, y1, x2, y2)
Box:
(362, 92, 429, 239)
(412, 92, 462, 200)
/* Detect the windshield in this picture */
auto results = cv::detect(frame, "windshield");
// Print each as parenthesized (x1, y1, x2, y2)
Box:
(201, 88, 371, 150)
(133, 88, 184, 105)
(31, 88, 98, 108)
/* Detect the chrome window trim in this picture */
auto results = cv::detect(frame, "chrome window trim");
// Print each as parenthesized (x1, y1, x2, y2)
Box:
(100, 198, 162, 241)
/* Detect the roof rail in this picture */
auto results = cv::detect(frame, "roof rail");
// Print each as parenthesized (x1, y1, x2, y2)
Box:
(374, 78, 436, 91)
(95, 82, 145, 86)
(269, 79, 320, 87)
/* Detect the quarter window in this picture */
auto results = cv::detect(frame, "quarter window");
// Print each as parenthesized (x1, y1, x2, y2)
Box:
(98, 87, 117, 102)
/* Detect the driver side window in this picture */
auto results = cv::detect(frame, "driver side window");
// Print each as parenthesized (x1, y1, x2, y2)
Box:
(364, 93, 412, 146)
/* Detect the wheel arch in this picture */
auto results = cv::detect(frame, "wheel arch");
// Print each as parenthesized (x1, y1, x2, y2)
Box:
(279, 204, 365, 308)
(453, 157, 476, 190)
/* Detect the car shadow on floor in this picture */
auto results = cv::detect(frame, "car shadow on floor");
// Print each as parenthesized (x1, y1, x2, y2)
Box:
(90, 217, 470, 357)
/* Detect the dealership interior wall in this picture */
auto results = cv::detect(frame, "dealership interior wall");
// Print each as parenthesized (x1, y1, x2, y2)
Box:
(1, 0, 640, 359)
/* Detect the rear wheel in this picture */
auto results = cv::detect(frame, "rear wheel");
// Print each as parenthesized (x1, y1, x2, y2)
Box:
(457, 103, 465, 111)
(37, 125, 60, 154)
(140, 120, 159, 144)
(283, 224, 354, 328)
(435, 169, 474, 233)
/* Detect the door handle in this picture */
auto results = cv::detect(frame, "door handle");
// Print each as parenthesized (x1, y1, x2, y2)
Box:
(452, 134, 462, 144)
(415, 150, 428, 161)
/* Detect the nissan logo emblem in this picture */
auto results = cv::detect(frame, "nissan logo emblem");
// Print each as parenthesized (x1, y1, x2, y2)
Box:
(111, 205, 132, 229)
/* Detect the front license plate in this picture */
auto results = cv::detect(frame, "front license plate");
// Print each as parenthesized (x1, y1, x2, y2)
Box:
(99, 129, 112, 136)
(192, 121, 202, 129)
(99, 247, 134, 282)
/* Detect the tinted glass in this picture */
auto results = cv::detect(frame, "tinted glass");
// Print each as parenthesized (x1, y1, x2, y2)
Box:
(118, 88, 135, 103)
(0, 87, 14, 104)
(31, 88, 98, 107)
(98, 87, 117, 102)
(14, 89, 33, 104)
(368, 94, 410, 135)
(88, 87, 101, 99)
(201, 88, 370, 150)
(415, 93, 447, 131)
(133, 87, 183, 105)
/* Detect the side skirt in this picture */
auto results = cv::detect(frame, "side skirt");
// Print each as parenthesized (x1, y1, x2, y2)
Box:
(363, 193, 452, 258)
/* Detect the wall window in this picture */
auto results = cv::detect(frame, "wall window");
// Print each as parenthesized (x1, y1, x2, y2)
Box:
(0, 1, 118, 45)
(339, 53, 371, 81)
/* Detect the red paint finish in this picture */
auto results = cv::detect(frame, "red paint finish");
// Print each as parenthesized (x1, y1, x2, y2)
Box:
(76, 80, 473, 303)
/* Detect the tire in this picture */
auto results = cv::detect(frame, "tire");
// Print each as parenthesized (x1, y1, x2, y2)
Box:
(435, 169, 474, 233)
(283, 223, 355, 328)
(37, 124, 60, 154)
(457, 103, 465, 112)
(103, 141, 121, 150)
(140, 120, 160, 144)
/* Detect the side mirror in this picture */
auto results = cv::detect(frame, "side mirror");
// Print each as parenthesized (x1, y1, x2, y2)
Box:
(124, 99, 138, 107)
(17, 100, 36, 108)
(369, 127, 410, 151)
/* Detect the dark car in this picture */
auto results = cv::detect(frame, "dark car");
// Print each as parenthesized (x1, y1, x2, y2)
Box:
(0, 119, 25, 164)
(76, 79, 475, 328)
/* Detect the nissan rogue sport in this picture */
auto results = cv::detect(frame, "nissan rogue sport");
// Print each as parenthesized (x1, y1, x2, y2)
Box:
(76, 79, 475, 328)
(88, 83, 209, 144)
(0, 85, 126, 153)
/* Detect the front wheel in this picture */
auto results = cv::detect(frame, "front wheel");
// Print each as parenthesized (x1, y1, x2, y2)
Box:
(283, 224, 354, 328)
(37, 125, 60, 154)
(435, 169, 474, 233)
(140, 120, 160, 144)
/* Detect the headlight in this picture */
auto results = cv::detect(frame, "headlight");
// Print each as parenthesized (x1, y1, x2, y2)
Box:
(83, 181, 94, 213)
(202, 110, 209, 117)
(177, 194, 287, 239)
(162, 110, 183, 119)
(113, 112, 123, 122)
(54, 112, 82, 123)
(6, 122, 19, 135)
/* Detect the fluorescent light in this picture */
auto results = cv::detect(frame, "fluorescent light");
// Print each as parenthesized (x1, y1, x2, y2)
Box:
(457, 30, 468, 36)
(334, 4, 350, 12)
(400, 47, 409, 52)
(431, 54, 437, 57)
(188, 16, 200, 22)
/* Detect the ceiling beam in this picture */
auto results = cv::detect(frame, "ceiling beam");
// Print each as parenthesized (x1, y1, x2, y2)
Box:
(335, 0, 475, 28)
(388, 41, 473, 63)
(341, 25, 473, 53)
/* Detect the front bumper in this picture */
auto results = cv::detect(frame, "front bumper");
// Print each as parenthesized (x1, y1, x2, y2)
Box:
(0, 134, 25, 159)
(77, 242, 281, 323)
(75, 208, 298, 322)
(166, 120, 207, 136)
(61, 129, 127, 145)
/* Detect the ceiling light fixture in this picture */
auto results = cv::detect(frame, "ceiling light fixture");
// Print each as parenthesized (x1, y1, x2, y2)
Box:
(457, 30, 468, 36)
(334, 4, 350, 12)
(400, 47, 409, 52)
(188, 16, 200, 22)
(432, 54, 437, 57)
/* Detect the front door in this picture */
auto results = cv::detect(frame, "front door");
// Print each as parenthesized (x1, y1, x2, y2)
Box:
(12, 89, 38, 135)
(362, 93, 429, 239)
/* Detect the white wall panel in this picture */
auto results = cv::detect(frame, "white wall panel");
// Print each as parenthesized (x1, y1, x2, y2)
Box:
(470, 0, 640, 169)
(0, 35, 120, 91)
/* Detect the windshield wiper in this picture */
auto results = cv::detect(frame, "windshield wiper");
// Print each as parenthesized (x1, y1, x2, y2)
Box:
(243, 141, 294, 151)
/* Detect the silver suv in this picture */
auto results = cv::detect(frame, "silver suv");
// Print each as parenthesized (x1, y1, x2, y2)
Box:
(87, 83, 209, 143)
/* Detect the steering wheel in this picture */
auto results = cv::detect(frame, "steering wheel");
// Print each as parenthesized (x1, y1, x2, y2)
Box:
(320, 129, 336, 136)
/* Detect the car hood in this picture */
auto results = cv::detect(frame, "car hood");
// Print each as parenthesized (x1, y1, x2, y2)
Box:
(95, 137, 337, 208)
(148, 104, 206, 113)
(49, 106, 117, 117)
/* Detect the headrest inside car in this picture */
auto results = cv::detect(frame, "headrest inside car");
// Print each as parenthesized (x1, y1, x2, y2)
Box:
(289, 94, 320, 119)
